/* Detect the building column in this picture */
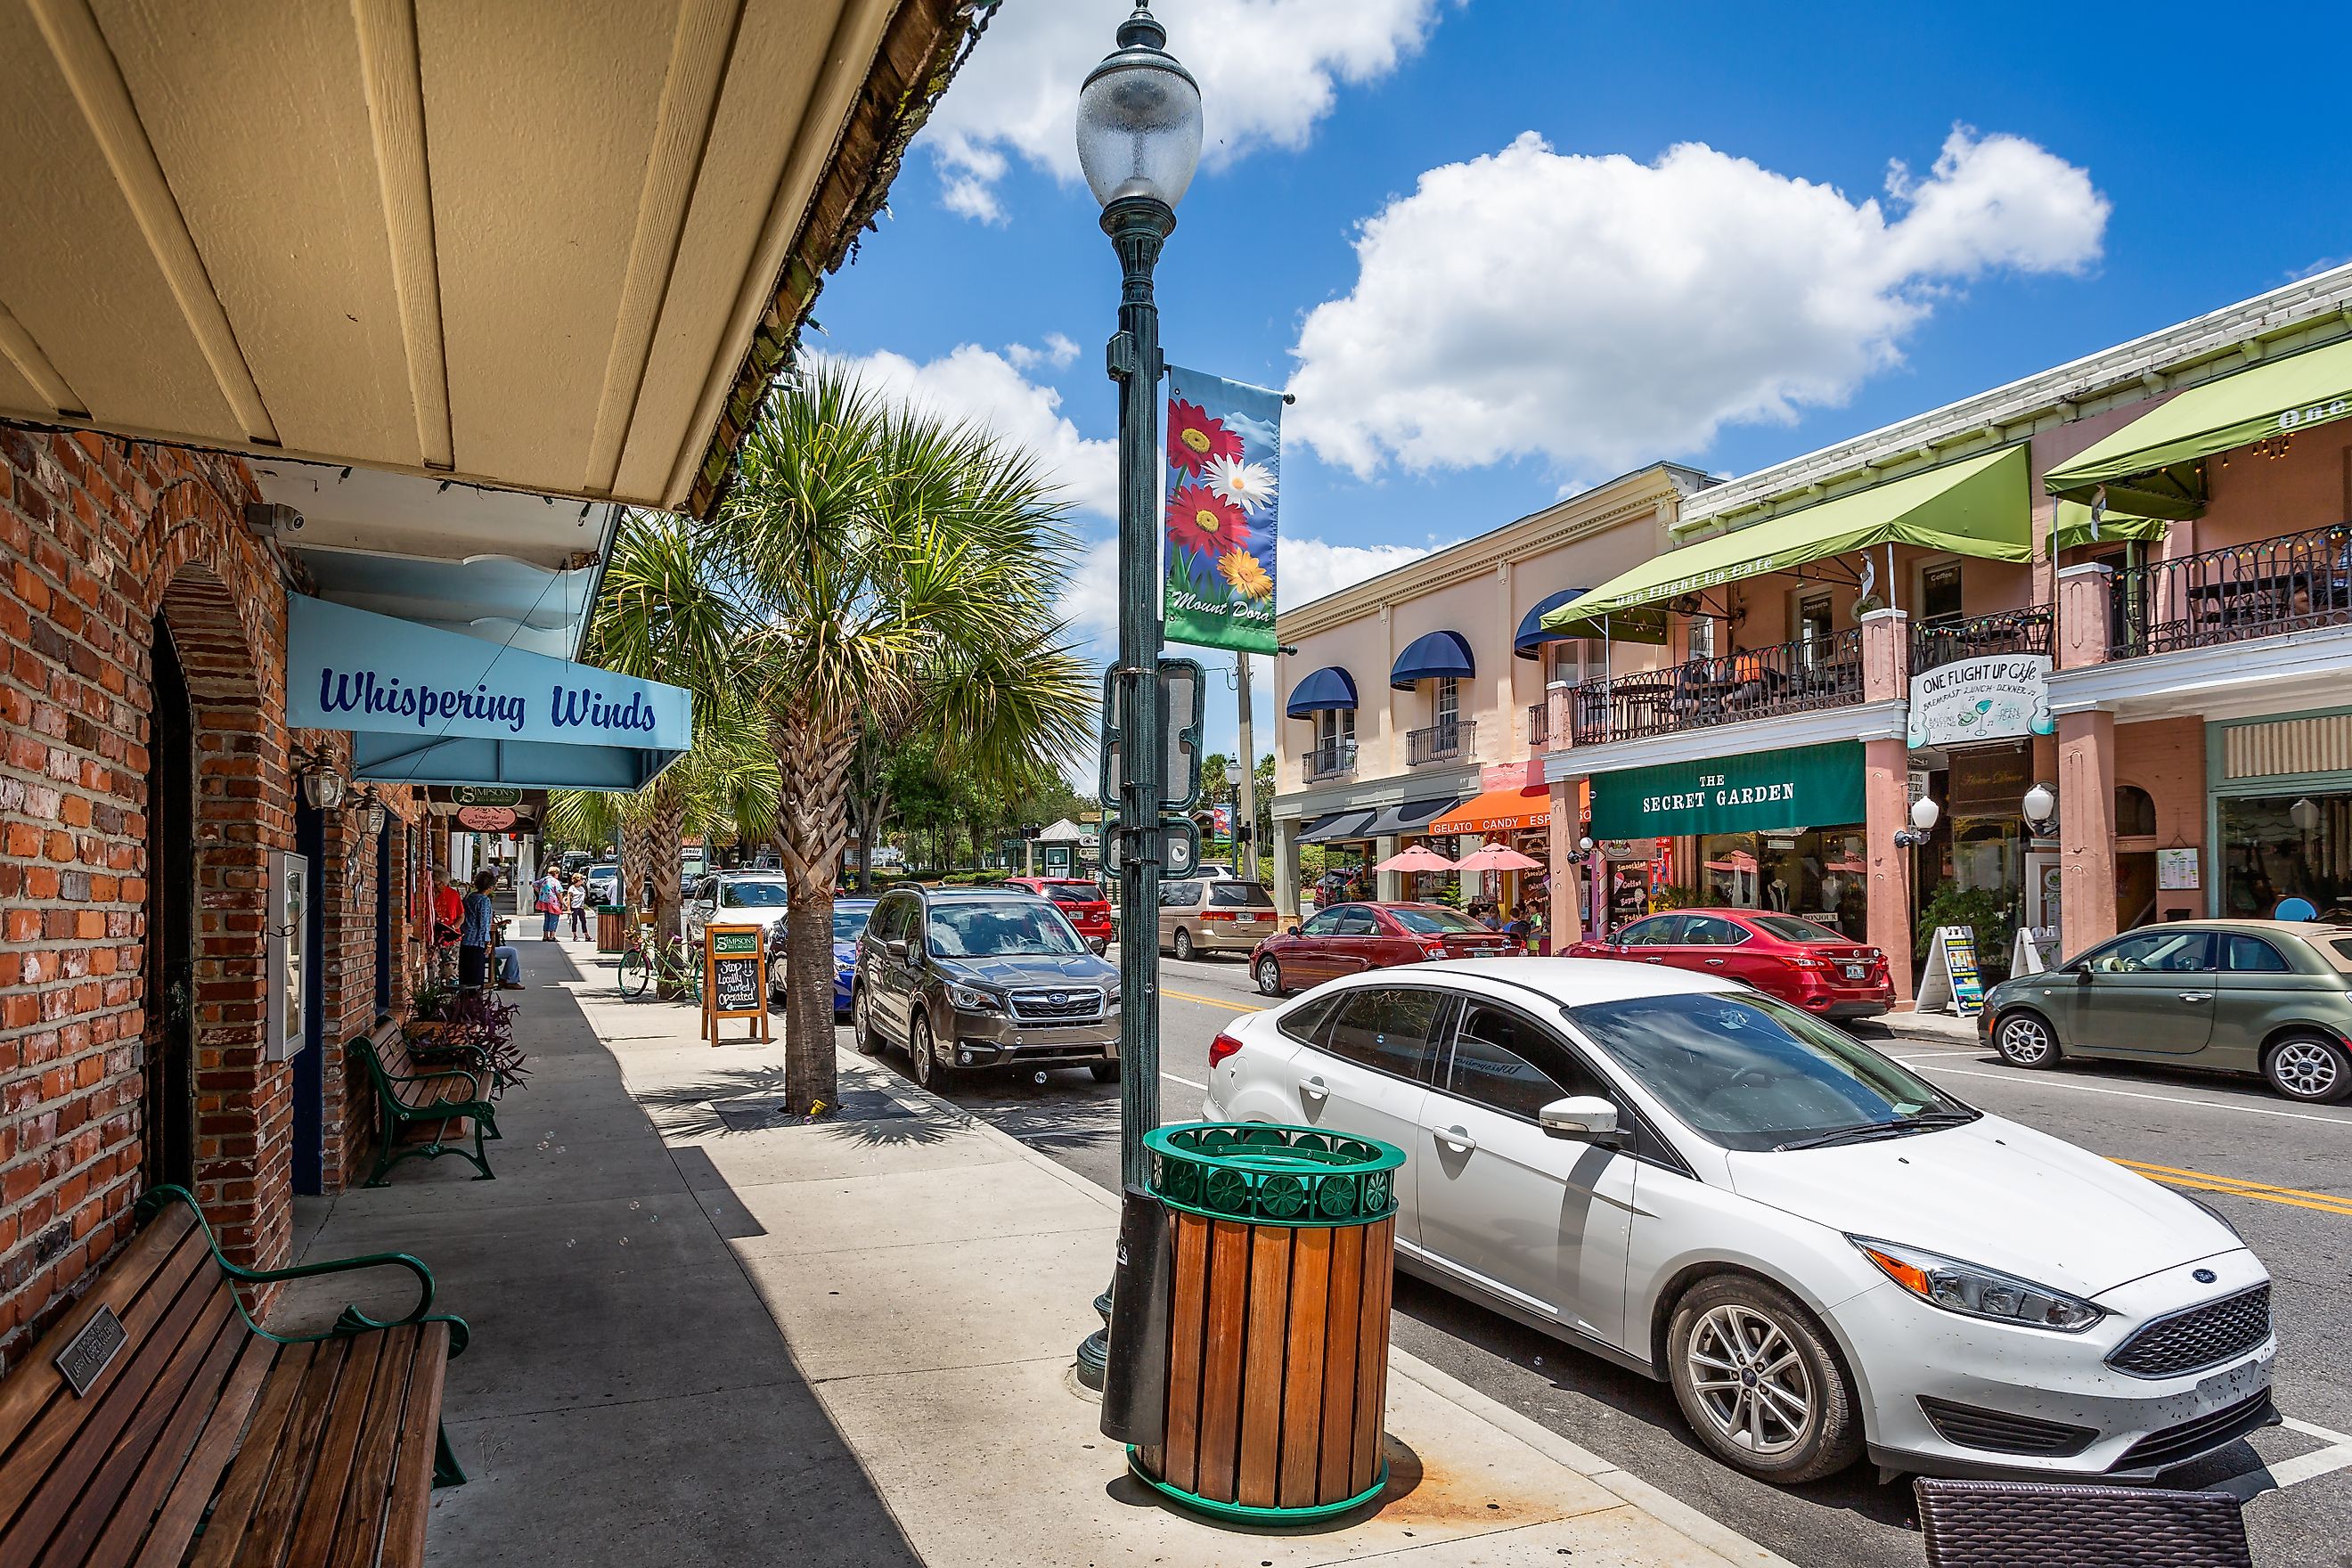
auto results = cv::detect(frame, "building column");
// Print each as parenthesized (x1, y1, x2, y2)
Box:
(1547, 777, 1583, 946)
(1376, 835, 1402, 902)
(1271, 820, 1302, 919)
(1864, 736, 1916, 1005)
(2058, 708, 2119, 958)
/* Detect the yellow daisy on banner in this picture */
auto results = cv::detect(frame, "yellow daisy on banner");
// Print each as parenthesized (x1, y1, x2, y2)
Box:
(1217, 549, 1273, 600)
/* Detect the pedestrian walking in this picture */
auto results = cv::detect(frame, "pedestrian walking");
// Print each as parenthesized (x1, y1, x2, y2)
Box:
(567, 873, 589, 939)
(536, 868, 563, 940)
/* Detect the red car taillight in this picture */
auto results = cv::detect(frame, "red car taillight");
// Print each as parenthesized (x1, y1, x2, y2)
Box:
(1208, 1033, 1244, 1069)
(1418, 941, 1449, 960)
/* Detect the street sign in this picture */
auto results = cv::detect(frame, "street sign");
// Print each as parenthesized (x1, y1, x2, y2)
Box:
(1102, 816, 1201, 877)
(701, 923, 772, 1044)
(1098, 657, 1205, 813)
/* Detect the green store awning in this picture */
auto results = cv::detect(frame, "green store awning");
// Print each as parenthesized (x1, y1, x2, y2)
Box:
(2045, 336, 2352, 512)
(1588, 741, 1865, 840)
(2051, 498, 2168, 552)
(1543, 445, 2031, 641)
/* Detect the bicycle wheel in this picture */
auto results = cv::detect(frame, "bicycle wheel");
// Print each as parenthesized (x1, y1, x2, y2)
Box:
(617, 947, 652, 997)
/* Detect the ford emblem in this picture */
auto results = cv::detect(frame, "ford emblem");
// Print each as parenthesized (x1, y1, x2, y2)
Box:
(2193, 1268, 2217, 1284)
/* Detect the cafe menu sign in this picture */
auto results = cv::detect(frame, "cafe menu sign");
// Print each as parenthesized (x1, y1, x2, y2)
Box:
(1907, 654, 2054, 749)
(1590, 741, 1866, 839)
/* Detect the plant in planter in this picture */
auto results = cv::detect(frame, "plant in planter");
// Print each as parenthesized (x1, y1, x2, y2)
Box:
(437, 989, 529, 1097)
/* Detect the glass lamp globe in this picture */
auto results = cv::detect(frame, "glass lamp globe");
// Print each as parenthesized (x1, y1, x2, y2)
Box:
(1578, 837, 1596, 853)
(2291, 797, 2322, 833)
(2021, 783, 2056, 826)
(1909, 796, 1940, 833)
(1074, 7, 1202, 210)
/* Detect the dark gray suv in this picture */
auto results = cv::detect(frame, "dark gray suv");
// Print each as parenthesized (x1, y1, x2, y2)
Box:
(851, 886, 1121, 1090)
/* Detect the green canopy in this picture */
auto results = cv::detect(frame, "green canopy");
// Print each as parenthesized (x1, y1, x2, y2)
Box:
(2044, 335, 2352, 512)
(1541, 445, 2031, 639)
(2051, 498, 2168, 551)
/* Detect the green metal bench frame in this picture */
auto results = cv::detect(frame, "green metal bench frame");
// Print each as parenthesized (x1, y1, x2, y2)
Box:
(354, 1031, 500, 1188)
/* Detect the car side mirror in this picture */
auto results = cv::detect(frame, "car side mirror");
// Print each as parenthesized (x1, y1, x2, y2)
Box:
(2072, 967, 2094, 984)
(883, 937, 908, 960)
(1539, 1095, 1620, 1142)
(1284, 924, 1299, 937)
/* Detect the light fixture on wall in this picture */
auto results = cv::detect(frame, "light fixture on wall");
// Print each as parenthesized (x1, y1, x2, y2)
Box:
(354, 787, 388, 838)
(296, 747, 347, 812)
(1895, 795, 1940, 848)
(2022, 783, 2057, 829)
(2291, 797, 2322, 834)
(1578, 836, 1595, 853)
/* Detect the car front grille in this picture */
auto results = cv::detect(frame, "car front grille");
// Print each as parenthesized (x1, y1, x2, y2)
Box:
(1008, 989, 1103, 1024)
(2107, 1284, 2272, 1378)
(1916, 1396, 2097, 1458)
(2112, 1388, 2276, 1472)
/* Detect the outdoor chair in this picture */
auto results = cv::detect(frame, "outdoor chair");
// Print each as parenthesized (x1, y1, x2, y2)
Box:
(1913, 1477, 2250, 1568)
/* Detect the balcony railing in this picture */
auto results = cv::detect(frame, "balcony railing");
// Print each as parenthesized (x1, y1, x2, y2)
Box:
(1569, 628, 1865, 744)
(1909, 606, 2054, 673)
(1405, 719, 1474, 766)
(1303, 739, 1356, 782)
(1527, 700, 1550, 749)
(2109, 521, 2352, 659)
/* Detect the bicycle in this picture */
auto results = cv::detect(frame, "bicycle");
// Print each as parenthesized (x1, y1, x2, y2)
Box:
(617, 920, 704, 1004)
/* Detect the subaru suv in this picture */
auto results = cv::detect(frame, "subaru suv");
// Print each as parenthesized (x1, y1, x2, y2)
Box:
(852, 886, 1120, 1090)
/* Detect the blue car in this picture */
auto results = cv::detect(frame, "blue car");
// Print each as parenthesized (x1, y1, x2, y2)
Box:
(768, 899, 877, 1017)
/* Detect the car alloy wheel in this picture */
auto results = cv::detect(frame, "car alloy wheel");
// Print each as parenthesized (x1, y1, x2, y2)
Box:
(1686, 1303, 1814, 1458)
(910, 1009, 945, 1090)
(852, 987, 882, 1054)
(1255, 957, 1284, 997)
(1173, 928, 1195, 961)
(2265, 1033, 2352, 1103)
(1995, 1011, 2059, 1069)
(1667, 1275, 1859, 1482)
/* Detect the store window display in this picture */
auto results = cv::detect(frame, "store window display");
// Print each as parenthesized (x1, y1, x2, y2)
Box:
(2224, 794, 2352, 919)
(1695, 828, 1867, 935)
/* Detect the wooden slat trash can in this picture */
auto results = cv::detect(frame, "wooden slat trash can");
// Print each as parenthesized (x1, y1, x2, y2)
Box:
(1133, 1123, 1405, 1523)
(595, 904, 625, 953)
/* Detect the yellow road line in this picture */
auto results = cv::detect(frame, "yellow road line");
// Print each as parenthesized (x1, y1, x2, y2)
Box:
(2114, 1157, 2352, 1218)
(1158, 986, 1262, 1013)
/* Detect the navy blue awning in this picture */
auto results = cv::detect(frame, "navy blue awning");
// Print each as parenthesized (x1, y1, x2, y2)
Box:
(1515, 588, 1591, 659)
(1286, 666, 1360, 719)
(1298, 811, 1375, 844)
(1390, 630, 1475, 690)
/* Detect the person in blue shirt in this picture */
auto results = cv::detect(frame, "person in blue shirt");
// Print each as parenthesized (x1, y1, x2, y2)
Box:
(460, 869, 525, 991)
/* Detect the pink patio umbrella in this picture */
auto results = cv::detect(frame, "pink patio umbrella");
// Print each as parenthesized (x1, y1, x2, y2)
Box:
(1454, 842, 1542, 874)
(1376, 844, 1458, 875)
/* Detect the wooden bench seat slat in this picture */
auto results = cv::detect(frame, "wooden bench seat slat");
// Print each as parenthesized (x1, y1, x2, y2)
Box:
(0, 1205, 200, 1459)
(179, 1340, 316, 1568)
(327, 1326, 425, 1568)
(379, 1323, 452, 1568)
(217, 1338, 353, 1568)
(283, 1330, 388, 1568)
(120, 1332, 275, 1568)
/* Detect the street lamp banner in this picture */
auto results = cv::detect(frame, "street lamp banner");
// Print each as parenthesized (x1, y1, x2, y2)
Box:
(1163, 365, 1279, 655)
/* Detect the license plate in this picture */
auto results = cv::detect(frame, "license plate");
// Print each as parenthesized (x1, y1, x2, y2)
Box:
(1843, 963, 1866, 979)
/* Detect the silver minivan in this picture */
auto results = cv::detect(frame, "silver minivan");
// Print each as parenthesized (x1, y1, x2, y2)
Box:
(1158, 879, 1279, 960)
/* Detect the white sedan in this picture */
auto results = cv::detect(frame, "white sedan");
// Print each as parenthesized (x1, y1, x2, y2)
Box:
(1202, 960, 2277, 1483)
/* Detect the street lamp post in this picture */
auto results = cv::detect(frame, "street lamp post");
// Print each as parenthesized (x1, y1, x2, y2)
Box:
(1074, 3, 1201, 1392)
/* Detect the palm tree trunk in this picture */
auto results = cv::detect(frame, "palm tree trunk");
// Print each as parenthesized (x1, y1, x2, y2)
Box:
(772, 703, 854, 1113)
(642, 788, 689, 997)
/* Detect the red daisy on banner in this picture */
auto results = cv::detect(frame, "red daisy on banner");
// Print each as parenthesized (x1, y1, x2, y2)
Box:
(1165, 483, 1251, 557)
(1167, 398, 1245, 475)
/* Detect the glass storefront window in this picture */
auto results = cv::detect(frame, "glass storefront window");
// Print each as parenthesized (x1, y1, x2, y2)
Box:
(1695, 828, 1867, 935)
(2222, 793, 2352, 919)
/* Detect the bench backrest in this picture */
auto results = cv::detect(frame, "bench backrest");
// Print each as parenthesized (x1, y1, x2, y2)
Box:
(0, 1201, 268, 1566)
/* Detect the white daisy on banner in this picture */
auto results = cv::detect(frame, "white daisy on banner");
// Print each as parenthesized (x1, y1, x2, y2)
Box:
(1205, 454, 1278, 515)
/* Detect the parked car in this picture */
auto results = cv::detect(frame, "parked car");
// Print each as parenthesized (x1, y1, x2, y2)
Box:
(1568, 909, 1894, 1020)
(1982, 919, 2352, 1103)
(1005, 876, 1114, 951)
(1249, 902, 1519, 996)
(682, 872, 792, 946)
(1193, 862, 1237, 881)
(1158, 878, 1279, 960)
(768, 897, 875, 1016)
(1204, 960, 2274, 1484)
(585, 863, 621, 906)
(852, 886, 1120, 1090)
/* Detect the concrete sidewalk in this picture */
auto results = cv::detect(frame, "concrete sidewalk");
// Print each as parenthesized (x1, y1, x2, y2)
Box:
(286, 937, 1792, 1568)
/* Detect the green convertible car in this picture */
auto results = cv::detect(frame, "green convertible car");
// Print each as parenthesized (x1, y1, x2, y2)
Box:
(1980, 920, 2352, 1103)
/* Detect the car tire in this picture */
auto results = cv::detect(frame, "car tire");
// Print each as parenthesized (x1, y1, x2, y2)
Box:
(1993, 1009, 2061, 1070)
(1173, 928, 1195, 962)
(1254, 957, 1285, 997)
(852, 986, 884, 1054)
(909, 1009, 953, 1092)
(1090, 1061, 1122, 1083)
(768, 953, 788, 1001)
(1666, 1274, 1863, 1485)
(2262, 1032, 2352, 1104)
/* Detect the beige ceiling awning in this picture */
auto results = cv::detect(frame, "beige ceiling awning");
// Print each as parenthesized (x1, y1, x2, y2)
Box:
(0, 0, 974, 519)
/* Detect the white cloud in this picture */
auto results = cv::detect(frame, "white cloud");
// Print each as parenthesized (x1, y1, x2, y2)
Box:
(1278, 537, 1433, 608)
(1005, 331, 1082, 372)
(822, 343, 1117, 519)
(1056, 536, 1122, 643)
(925, 0, 1448, 220)
(1289, 127, 2111, 478)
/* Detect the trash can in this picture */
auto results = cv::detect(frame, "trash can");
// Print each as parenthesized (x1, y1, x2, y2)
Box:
(594, 904, 626, 953)
(1131, 1123, 1404, 1522)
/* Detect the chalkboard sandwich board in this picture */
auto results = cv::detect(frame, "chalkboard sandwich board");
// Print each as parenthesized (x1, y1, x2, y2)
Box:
(703, 923, 772, 1043)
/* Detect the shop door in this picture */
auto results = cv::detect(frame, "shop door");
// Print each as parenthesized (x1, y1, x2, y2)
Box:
(142, 624, 196, 1192)
(291, 804, 329, 1195)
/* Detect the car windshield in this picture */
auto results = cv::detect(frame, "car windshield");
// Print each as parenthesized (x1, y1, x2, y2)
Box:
(1208, 882, 1275, 909)
(718, 880, 792, 908)
(588, 864, 616, 879)
(1748, 915, 1848, 943)
(1390, 905, 1485, 935)
(1566, 992, 1972, 1153)
(833, 907, 872, 943)
(928, 901, 1086, 957)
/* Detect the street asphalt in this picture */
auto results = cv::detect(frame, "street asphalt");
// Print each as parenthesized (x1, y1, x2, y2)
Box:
(844, 954, 2352, 1568)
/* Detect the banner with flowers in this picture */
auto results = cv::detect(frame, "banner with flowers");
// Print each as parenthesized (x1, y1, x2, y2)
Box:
(1163, 366, 1279, 655)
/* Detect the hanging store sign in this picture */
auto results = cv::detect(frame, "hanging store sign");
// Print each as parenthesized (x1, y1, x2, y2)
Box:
(1163, 367, 1281, 656)
(457, 805, 518, 831)
(1907, 654, 2054, 748)
(1589, 742, 1865, 839)
(453, 785, 523, 807)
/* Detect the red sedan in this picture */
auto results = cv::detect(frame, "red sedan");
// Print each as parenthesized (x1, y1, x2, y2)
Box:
(1006, 876, 1114, 948)
(1250, 902, 1520, 996)
(1567, 909, 1893, 1019)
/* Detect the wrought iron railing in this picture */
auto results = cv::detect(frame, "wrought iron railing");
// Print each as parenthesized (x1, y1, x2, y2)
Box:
(1909, 606, 2054, 673)
(1405, 719, 1474, 766)
(1568, 628, 1865, 744)
(2108, 522, 2352, 658)
(1527, 700, 1550, 749)
(1303, 739, 1356, 782)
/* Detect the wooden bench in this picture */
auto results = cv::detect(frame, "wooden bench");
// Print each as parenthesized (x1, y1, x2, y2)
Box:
(0, 1185, 468, 1566)
(355, 1026, 501, 1188)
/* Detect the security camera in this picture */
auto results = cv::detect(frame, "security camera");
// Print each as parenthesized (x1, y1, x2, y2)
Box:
(241, 502, 304, 537)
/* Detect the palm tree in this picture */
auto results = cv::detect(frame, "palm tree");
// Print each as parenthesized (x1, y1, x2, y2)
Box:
(720, 365, 1093, 1112)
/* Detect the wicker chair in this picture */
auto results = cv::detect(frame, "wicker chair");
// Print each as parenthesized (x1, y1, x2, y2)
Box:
(1914, 1478, 2250, 1568)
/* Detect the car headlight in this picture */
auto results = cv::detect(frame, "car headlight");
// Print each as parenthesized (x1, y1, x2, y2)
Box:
(943, 982, 1002, 1013)
(1850, 1237, 2104, 1332)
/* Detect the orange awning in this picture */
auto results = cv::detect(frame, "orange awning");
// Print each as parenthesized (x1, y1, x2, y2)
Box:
(1429, 785, 1551, 837)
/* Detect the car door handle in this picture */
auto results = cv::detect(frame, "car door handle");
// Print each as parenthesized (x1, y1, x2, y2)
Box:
(1435, 1125, 1477, 1153)
(2178, 992, 2213, 1003)
(1299, 1074, 1328, 1101)
(1704, 958, 1727, 966)
(1643, 957, 1663, 964)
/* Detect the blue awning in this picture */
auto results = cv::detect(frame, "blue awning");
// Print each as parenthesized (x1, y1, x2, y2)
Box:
(287, 594, 691, 791)
(1515, 588, 1591, 659)
(1286, 666, 1360, 719)
(1390, 630, 1475, 690)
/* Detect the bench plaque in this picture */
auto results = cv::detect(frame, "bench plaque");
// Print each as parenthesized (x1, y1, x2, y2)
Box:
(55, 1303, 127, 1396)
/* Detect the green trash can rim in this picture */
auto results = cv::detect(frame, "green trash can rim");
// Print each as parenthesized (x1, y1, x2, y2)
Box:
(1144, 1121, 1403, 1228)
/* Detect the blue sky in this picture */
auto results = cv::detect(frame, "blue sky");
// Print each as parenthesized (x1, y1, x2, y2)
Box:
(813, 1, 2348, 778)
